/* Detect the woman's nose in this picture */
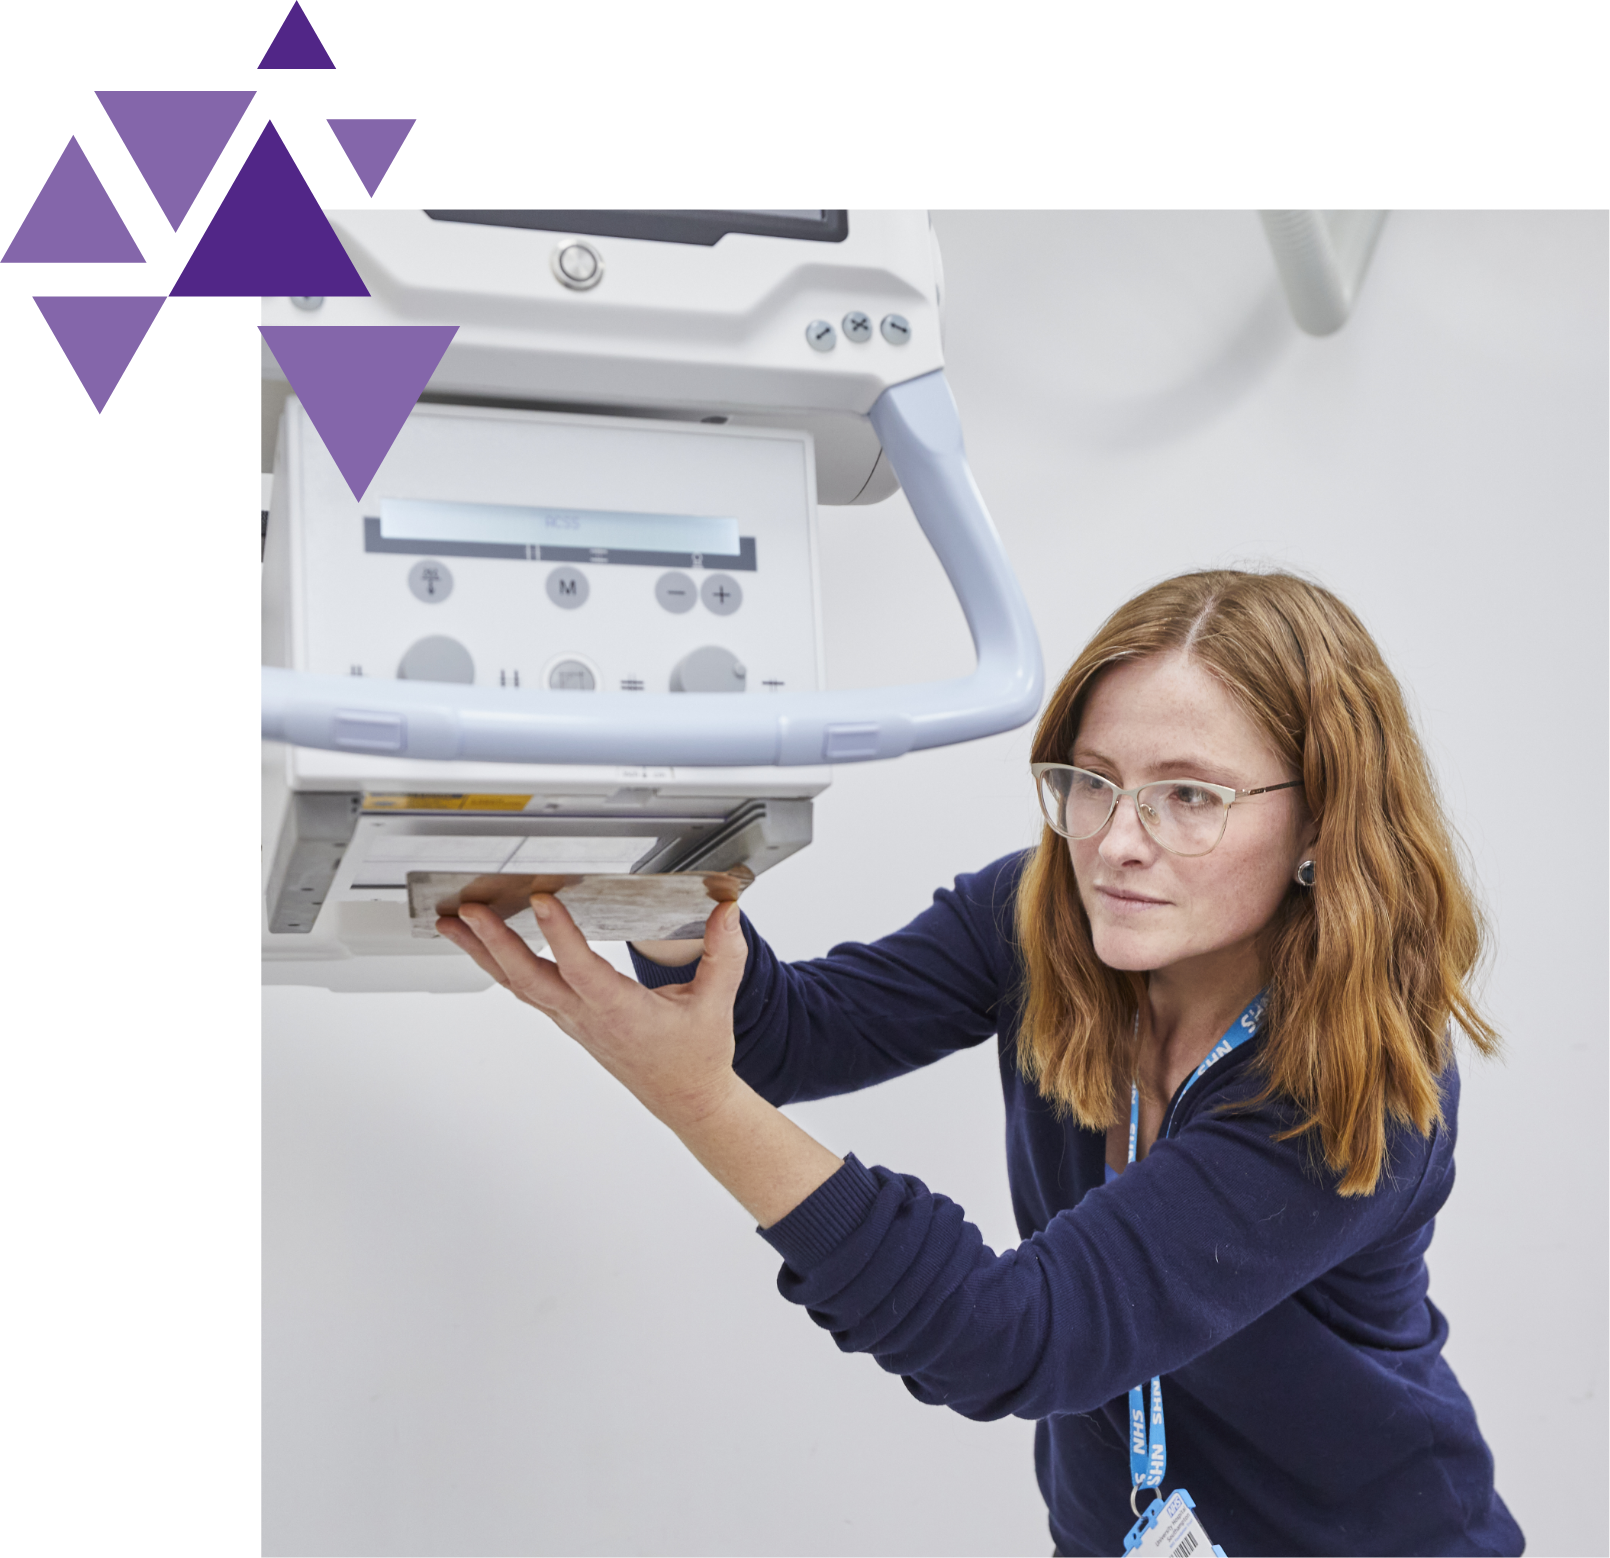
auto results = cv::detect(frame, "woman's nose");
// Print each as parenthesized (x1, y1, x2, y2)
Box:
(1098, 793, 1156, 867)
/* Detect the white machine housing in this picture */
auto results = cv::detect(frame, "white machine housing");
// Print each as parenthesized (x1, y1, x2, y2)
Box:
(263, 210, 1043, 992)
(262, 208, 948, 505)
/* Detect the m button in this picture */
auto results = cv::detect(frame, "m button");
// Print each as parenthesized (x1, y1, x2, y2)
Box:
(546, 566, 589, 609)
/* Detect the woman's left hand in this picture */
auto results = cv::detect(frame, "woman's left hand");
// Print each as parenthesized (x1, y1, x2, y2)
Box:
(437, 893, 749, 1134)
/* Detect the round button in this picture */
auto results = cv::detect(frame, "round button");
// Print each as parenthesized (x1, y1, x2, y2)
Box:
(700, 573, 742, 615)
(407, 558, 453, 603)
(842, 310, 872, 343)
(669, 646, 747, 694)
(654, 571, 697, 613)
(547, 659, 597, 691)
(880, 313, 912, 345)
(546, 566, 589, 609)
(397, 635, 474, 684)
(552, 240, 603, 290)
(805, 319, 837, 353)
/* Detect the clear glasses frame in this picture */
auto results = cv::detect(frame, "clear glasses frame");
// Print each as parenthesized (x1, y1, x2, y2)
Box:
(1030, 762, 1304, 858)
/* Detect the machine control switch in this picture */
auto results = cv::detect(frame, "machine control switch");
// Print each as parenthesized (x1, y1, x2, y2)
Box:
(407, 559, 453, 602)
(670, 646, 747, 693)
(398, 635, 475, 684)
(700, 573, 742, 615)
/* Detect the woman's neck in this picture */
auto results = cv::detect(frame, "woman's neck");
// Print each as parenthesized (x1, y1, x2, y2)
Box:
(1138, 938, 1265, 1104)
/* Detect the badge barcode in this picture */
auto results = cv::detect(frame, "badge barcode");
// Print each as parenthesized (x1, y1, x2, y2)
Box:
(1170, 1532, 1198, 1558)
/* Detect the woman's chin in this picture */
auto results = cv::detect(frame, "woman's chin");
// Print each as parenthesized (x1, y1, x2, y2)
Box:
(1089, 929, 1164, 973)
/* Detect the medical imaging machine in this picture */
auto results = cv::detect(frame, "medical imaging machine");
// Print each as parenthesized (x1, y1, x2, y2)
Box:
(262, 210, 1048, 991)
(262, 209, 1382, 993)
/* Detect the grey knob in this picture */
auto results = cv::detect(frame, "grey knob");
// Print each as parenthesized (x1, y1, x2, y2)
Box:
(397, 635, 474, 684)
(669, 646, 747, 693)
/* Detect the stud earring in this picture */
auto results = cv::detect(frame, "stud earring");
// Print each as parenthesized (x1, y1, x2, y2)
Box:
(1295, 860, 1316, 887)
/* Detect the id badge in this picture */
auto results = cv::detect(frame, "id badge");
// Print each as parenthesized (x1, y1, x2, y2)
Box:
(1122, 1487, 1226, 1557)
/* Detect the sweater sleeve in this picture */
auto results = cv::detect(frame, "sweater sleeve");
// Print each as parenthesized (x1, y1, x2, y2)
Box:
(758, 1072, 1453, 1422)
(629, 852, 1027, 1106)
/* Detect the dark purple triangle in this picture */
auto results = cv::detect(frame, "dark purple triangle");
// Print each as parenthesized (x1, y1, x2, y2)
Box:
(35, 296, 165, 412)
(259, 3, 335, 69)
(261, 325, 458, 497)
(169, 122, 367, 297)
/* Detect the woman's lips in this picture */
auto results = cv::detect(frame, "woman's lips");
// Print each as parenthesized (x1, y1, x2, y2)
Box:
(1094, 885, 1169, 911)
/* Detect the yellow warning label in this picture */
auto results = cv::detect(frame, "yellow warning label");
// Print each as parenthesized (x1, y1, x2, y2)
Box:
(363, 793, 533, 812)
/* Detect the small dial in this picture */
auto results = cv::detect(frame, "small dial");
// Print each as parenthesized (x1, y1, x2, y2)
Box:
(669, 646, 747, 693)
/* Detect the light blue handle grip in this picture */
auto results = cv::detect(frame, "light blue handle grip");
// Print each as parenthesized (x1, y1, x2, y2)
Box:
(261, 370, 1044, 766)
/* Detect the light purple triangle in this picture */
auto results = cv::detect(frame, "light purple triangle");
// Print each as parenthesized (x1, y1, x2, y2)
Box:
(35, 296, 165, 412)
(3, 139, 144, 263)
(96, 91, 255, 230)
(169, 123, 367, 297)
(261, 325, 458, 498)
(259, 3, 335, 69)
(328, 119, 415, 197)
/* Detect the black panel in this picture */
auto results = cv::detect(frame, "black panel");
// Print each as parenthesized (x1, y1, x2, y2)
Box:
(423, 210, 848, 246)
(365, 517, 757, 572)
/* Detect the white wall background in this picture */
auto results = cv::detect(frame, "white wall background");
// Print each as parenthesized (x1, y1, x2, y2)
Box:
(262, 212, 1608, 1556)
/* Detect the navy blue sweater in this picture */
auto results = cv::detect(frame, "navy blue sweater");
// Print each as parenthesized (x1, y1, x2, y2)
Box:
(632, 853, 1523, 1557)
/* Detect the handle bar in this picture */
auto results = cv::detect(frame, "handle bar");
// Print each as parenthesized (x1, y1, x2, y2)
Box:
(261, 370, 1044, 766)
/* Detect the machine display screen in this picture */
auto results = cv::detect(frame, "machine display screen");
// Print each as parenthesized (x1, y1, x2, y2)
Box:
(423, 210, 849, 246)
(379, 497, 740, 557)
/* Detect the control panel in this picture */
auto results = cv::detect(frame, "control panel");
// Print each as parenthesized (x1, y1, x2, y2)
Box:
(268, 399, 824, 701)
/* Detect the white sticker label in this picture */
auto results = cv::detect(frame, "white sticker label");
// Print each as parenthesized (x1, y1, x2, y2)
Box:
(1128, 1490, 1218, 1557)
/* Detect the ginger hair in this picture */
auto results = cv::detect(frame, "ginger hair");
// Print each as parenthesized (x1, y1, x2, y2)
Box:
(1015, 569, 1498, 1195)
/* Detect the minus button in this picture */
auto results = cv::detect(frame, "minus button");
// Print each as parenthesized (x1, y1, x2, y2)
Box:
(655, 570, 697, 614)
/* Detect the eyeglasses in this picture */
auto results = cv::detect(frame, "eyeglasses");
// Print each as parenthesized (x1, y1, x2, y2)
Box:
(1031, 763, 1303, 858)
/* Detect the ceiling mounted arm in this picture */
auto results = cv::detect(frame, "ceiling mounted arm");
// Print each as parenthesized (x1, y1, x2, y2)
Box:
(1259, 211, 1389, 336)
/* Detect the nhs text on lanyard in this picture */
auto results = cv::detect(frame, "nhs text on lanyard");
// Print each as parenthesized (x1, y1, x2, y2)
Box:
(1121, 991, 1265, 1558)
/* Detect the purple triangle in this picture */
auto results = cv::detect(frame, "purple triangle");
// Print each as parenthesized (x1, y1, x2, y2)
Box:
(169, 123, 367, 297)
(259, 4, 335, 69)
(3, 139, 143, 263)
(261, 325, 458, 497)
(328, 119, 415, 197)
(96, 91, 255, 230)
(35, 296, 165, 412)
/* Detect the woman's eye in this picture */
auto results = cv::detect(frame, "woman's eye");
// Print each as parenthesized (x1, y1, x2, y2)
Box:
(1071, 771, 1111, 795)
(1168, 783, 1215, 808)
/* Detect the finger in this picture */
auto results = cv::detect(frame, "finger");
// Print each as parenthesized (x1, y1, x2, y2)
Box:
(456, 903, 574, 1010)
(435, 915, 513, 988)
(689, 900, 748, 1010)
(529, 893, 629, 1001)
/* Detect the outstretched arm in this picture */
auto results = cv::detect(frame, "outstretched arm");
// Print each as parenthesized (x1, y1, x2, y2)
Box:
(438, 893, 843, 1228)
(438, 890, 1442, 1423)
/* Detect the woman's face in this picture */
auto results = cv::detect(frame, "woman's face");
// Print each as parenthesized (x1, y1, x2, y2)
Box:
(1068, 652, 1313, 980)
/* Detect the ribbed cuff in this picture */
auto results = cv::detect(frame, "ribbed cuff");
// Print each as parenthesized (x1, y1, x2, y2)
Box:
(628, 945, 701, 988)
(759, 1152, 881, 1270)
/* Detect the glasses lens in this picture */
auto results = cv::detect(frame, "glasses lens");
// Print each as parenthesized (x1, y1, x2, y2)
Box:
(1138, 781, 1229, 856)
(1038, 767, 1117, 839)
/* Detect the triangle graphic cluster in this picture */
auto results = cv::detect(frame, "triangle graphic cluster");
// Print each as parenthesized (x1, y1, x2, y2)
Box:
(11, 3, 443, 431)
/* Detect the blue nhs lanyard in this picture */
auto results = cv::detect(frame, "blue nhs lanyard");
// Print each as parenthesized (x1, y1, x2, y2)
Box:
(1126, 991, 1267, 1501)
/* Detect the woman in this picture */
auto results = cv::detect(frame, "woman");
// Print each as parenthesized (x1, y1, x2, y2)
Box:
(438, 569, 1523, 1557)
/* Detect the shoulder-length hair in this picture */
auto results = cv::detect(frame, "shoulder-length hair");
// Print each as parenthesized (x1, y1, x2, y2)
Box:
(1015, 569, 1498, 1196)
